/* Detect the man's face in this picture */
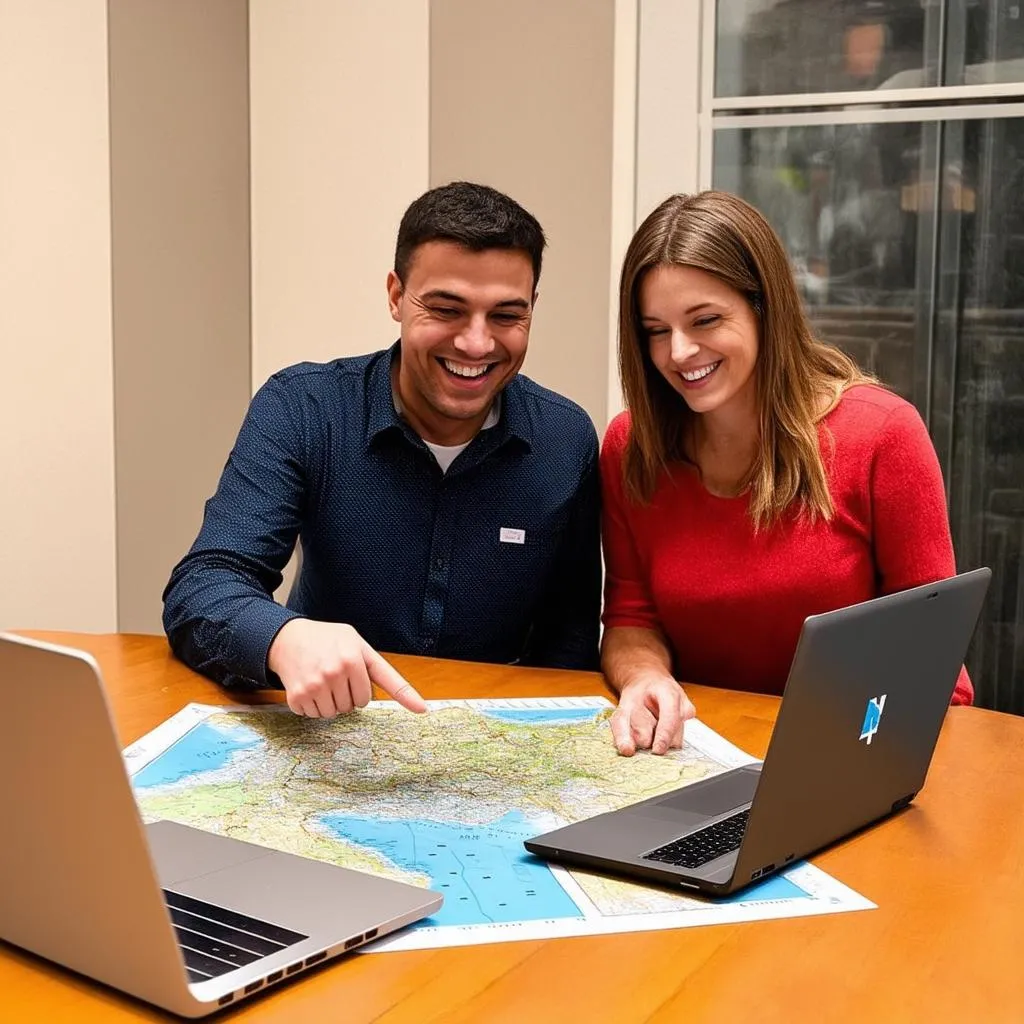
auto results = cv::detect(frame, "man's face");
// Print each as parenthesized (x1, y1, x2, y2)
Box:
(387, 241, 535, 446)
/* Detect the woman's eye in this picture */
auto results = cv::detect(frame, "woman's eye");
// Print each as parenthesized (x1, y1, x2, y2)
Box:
(645, 326, 669, 337)
(694, 315, 720, 327)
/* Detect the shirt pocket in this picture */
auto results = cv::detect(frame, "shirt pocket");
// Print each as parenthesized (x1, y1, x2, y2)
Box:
(450, 520, 560, 611)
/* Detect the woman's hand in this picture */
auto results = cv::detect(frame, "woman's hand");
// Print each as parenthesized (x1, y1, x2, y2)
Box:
(609, 673, 696, 756)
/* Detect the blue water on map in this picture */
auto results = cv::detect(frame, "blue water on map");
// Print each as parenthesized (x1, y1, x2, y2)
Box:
(480, 708, 603, 725)
(133, 721, 262, 788)
(720, 872, 806, 903)
(319, 809, 583, 927)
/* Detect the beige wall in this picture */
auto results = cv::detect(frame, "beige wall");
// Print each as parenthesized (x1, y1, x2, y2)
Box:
(249, 0, 431, 390)
(0, 0, 118, 632)
(430, 0, 616, 430)
(1, 1, 636, 635)
(109, 0, 252, 634)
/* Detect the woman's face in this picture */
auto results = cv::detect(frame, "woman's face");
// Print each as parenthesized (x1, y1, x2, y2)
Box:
(639, 263, 760, 422)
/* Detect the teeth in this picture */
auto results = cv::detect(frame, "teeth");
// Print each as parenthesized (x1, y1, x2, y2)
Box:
(681, 361, 721, 382)
(443, 359, 490, 378)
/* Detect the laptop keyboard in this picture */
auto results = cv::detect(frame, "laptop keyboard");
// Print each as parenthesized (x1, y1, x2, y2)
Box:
(642, 809, 750, 869)
(163, 890, 308, 983)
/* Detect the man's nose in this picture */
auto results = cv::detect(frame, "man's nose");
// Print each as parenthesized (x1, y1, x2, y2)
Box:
(453, 315, 496, 358)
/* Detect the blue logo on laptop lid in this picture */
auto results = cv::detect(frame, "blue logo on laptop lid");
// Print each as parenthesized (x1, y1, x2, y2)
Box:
(859, 695, 887, 745)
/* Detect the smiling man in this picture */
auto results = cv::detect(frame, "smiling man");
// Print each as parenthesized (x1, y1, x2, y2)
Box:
(163, 182, 600, 718)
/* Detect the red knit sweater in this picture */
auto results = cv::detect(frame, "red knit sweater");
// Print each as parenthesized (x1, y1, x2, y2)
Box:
(601, 385, 972, 705)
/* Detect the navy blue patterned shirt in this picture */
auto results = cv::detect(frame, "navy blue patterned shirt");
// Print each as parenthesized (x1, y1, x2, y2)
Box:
(162, 345, 601, 688)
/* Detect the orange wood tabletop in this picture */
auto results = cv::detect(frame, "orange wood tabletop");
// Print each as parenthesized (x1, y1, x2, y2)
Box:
(2, 632, 1023, 1023)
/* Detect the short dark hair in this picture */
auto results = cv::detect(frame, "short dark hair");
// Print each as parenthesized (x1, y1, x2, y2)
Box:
(394, 181, 546, 288)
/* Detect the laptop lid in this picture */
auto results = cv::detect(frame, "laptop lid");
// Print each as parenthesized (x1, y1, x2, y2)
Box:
(0, 633, 442, 1017)
(729, 568, 991, 889)
(0, 633, 203, 1012)
(524, 570, 990, 896)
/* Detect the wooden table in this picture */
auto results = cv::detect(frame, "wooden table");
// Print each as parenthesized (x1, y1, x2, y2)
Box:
(3, 633, 1023, 1023)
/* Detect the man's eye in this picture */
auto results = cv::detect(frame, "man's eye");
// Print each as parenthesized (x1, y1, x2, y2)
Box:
(492, 312, 524, 325)
(431, 307, 462, 318)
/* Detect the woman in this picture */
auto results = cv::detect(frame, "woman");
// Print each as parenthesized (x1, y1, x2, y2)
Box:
(603, 191, 970, 757)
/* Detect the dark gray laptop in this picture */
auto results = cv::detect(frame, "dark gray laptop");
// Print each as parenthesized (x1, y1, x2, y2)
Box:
(0, 633, 441, 1017)
(525, 569, 990, 897)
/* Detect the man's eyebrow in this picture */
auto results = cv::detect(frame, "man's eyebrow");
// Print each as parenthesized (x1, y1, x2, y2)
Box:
(418, 290, 531, 311)
(419, 289, 467, 304)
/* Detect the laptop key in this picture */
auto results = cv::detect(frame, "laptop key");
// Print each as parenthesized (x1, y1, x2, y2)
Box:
(163, 889, 310, 983)
(163, 890, 308, 947)
(173, 926, 262, 967)
(180, 945, 245, 979)
(643, 809, 750, 870)
(169, 908, 287, 957)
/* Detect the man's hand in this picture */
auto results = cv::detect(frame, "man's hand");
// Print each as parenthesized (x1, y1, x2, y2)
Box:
(267, 619, 427, 718)
(610, 673, 696, 756)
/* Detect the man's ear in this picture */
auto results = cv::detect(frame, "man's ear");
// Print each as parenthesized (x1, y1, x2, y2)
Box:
(386, 270, 403, 322)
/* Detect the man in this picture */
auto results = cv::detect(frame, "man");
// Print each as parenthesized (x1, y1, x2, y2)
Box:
(163, 182, 600, 719)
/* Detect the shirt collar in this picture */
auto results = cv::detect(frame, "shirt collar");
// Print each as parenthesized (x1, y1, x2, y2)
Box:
(364, 341, 533, 453)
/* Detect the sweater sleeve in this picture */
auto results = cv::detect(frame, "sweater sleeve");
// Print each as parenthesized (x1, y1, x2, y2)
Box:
(869, 401, 973, 705)
(600, 415, 661, 631)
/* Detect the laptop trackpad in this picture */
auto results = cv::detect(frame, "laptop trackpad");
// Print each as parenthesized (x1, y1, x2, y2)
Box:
(638, 767, 760, 823)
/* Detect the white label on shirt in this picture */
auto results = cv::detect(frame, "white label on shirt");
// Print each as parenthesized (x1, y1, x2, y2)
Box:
(499, 527, 526, 545)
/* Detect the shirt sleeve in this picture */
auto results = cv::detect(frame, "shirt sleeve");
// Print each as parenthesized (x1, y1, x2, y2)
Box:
(522, 422, 602, 671)
(869, 400, 973, 705)
(600, 415, 661, 631)
(161, 376, 308, 689)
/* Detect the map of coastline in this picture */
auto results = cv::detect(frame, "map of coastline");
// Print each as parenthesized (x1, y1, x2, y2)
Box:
(126, 699, 874, 949)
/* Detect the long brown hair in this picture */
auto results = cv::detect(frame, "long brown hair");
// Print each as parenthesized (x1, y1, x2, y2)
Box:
(618, 190, 875, 528)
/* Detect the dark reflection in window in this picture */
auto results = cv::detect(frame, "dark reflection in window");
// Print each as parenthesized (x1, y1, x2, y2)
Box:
(713, 116, 1024, 712)
(715, 0, 1024, 98)
(715, 0, 929, 98)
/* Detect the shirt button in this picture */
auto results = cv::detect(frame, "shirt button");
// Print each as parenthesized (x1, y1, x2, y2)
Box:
(424, 637, 436, 649)
(434, 557, 446, 570)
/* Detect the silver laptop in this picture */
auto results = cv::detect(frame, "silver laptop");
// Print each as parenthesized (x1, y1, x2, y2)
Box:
(526, 569, 991, 897)
(0, 633, 441, 1017)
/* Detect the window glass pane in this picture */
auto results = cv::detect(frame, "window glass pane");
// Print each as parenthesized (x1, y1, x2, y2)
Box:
(712, 121, 932, 401)
(937, 116, 1024, 711)
(712, 115, 1024, 712)
(944, 1, 1024, 87)
(715, 0, 936, 98)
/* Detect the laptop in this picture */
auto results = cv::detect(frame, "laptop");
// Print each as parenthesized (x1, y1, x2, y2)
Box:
(525, 569, 991, 897)
(0, 633, 442, 1017)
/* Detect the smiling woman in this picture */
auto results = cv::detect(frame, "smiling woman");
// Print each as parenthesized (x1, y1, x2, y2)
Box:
(599, 190, 974, 759)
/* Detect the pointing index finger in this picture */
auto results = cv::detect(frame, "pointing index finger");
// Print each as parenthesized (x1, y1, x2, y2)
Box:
(365, 649, 427, 713)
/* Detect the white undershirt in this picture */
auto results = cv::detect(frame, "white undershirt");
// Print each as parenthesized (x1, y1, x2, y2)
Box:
(394, 389, 501, 474)
(423, 401, 500, 472)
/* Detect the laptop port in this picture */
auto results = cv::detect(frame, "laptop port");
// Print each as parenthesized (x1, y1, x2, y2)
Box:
(218, 995, 234, 1006)
(305, 951, 327, 966)
(344, 934, 364, 950)
(364, 928, 378, 940)
(267, 970, 283, 983)
(244, 981, 263, 994)
(285, 963, 303, 975)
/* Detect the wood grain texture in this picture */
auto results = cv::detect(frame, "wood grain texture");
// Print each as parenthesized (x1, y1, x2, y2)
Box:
(3, 633, 1023, 1023)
